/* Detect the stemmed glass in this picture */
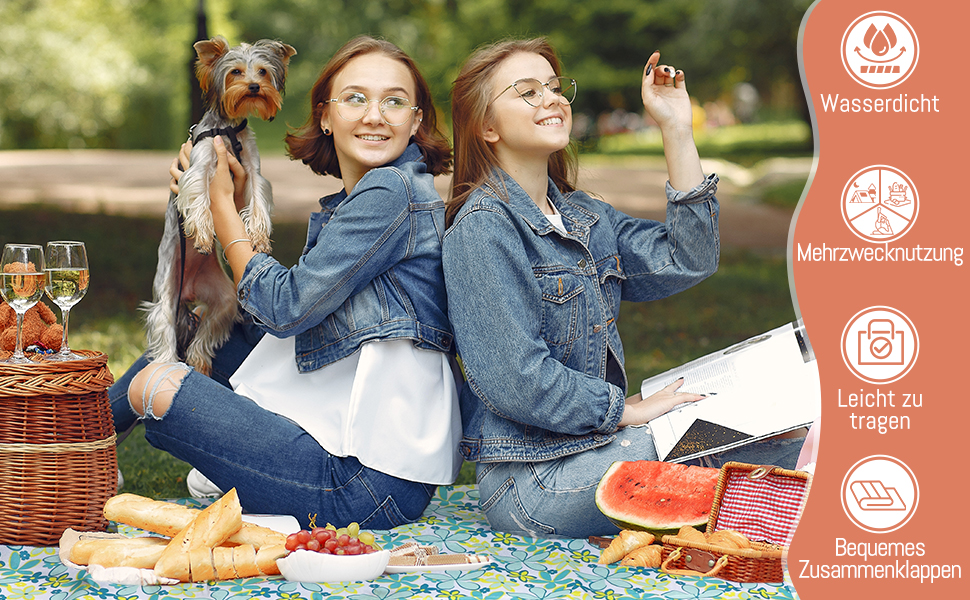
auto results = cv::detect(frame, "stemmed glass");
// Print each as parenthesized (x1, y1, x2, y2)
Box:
(1, 244, 46, 364)
(44, 241, 89, 361)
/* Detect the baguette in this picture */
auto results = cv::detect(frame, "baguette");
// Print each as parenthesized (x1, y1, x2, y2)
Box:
(88, 542, 169, 570)
(231, 544, 261, 578)
(189, 546, 216, 583)
(255, 544, 287, 576)
(103, 493, 285, 548)
(70, 536, 168, 566)
(104, 494, 197, 537)
(213, 546, 237, 580)
(154, 489, 242, 581)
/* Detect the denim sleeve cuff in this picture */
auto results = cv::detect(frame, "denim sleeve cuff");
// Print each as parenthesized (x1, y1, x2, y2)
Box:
(598, 383, 627, 434)
(666, 173, 719, 204)
(235, 252, 274, 306)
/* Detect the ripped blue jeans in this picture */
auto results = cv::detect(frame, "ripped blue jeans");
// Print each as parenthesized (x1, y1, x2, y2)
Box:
(108, 320, 436, 530)
(475, 425, 805, 538)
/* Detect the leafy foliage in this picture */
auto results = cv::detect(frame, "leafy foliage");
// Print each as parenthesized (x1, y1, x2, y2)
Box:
(2, 0, 812, 150)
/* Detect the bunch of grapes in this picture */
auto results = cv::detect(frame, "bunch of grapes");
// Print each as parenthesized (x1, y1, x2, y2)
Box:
(285, 522, 379, 555)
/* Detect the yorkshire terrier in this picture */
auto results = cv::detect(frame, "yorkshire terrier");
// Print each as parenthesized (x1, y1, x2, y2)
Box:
(144, 36, 296, 375)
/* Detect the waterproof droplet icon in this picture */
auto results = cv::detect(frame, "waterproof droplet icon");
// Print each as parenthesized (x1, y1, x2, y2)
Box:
(842, 12, 918, 88)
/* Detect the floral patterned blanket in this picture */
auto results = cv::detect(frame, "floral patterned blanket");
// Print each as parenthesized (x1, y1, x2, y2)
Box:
(0, 485, 799, 599)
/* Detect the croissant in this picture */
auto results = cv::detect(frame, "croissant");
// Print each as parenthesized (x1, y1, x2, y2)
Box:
(675, 525, 707, 544)
(620, 544, 663, 568)
(706, 529, 751, 550)
(598, 529, 655, 564)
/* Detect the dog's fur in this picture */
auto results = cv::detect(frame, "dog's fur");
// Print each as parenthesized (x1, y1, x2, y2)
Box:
(143, 36, 295, 375)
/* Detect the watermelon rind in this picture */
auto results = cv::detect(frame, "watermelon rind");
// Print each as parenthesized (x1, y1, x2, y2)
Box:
(594, 461, 719, 537)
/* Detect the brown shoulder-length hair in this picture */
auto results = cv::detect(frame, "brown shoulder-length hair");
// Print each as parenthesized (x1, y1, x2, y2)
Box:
(286, 36, 452, 178)
(446, 37, 577, 227)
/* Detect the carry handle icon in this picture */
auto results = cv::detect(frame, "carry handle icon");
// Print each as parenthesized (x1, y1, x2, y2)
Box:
(867, 319, 896, 337)
(859, 318, 905, 366)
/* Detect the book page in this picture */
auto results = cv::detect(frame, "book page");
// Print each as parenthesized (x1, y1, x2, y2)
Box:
(644, 321, 821, 462)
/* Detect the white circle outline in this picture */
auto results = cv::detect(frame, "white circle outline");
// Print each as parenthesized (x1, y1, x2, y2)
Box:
(841, 455, 919, 534)
(841, 305, 919, 384)
(841, 11, 919, 89)
(840, 164, 919, 244)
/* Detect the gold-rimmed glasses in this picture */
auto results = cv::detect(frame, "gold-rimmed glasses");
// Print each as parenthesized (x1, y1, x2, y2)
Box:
(490, 76, 577, 107)
(326, 92, 419, 126)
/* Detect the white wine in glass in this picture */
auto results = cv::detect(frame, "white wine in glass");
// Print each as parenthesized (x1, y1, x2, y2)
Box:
(1, 244, 46, 364)
(44, 241, 89, 361)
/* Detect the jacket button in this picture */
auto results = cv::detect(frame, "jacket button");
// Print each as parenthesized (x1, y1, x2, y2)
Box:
(577, 259, 587, 268)
(593, 324, 602, 333)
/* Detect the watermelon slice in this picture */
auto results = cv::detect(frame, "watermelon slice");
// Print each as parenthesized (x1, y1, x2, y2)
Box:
(594, 461, 719, 537)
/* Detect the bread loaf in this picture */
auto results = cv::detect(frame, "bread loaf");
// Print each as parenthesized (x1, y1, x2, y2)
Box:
(213, 546, 237, 580)
(70, 536, 168, 566)
(189, 546, 216, 582)
(255, 544, 287, 576)
(87, 541, 169, 570)
(103, 492, 285, 548)
(232, 544, 261, 578)
(154, 489, 242, 582)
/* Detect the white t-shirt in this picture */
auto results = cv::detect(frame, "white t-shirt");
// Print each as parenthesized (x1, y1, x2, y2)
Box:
(230, 336, 462, 485)
(545, 203, 566, 233)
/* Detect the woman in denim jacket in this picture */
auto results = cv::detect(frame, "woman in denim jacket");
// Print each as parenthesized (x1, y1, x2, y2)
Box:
(108, 37, 462, 529)
(443, 39, 804, 538)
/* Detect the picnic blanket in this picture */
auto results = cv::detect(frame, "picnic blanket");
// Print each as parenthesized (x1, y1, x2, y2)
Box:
(0, 485, 800, 599)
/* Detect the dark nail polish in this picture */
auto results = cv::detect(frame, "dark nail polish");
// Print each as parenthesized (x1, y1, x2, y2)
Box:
(645, 64, 652, 76)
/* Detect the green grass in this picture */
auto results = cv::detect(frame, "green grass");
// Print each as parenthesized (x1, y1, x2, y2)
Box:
(2, 206, 793, 499)
(596, 121, 813, 167)
(759, 176, 810, 209)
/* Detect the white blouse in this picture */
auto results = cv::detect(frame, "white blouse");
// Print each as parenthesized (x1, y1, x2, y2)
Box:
(229, 336, 462, 485)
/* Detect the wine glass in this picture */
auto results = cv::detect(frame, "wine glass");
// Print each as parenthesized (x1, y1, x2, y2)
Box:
(1, 244, 46, 364)
(44, 241, 89, 361)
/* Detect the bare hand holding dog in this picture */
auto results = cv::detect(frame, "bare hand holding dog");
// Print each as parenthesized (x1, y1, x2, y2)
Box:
(170, 140, 248, 212)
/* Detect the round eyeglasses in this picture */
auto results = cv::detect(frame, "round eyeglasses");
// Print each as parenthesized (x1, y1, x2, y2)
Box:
(326, 92, 419, 126)
(490, 77, 577, 107)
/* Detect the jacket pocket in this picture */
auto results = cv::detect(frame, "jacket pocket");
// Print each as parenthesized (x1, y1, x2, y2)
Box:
(536, 272, 584, 358)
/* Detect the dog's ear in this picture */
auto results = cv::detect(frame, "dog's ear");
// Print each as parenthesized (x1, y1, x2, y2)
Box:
(257, 40, 297, 71)
(193, 36, 231, 93)
(273, 42, 297, 67)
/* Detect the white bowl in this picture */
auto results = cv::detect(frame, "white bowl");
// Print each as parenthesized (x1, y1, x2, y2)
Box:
(276, 549, 390, 583)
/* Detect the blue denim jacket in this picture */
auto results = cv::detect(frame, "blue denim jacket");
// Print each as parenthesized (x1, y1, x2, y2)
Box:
(237, 143, 453, 372)
(442, 169, 719, 462)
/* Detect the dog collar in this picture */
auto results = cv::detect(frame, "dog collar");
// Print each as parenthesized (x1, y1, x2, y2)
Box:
(191, 119, 248, 157)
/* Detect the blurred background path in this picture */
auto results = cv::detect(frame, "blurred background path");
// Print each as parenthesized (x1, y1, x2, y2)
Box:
(0, 150, 809, 250)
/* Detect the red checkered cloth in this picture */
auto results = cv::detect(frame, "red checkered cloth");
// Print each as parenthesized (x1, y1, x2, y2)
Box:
(712, 469, 809, 546)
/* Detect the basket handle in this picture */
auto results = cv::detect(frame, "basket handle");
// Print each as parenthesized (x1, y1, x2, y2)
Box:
(661, 547, 730, 578)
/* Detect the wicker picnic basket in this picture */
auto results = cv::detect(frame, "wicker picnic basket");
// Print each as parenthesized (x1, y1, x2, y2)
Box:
(0, 351, 117, 546)
(660, 462, 811, 583)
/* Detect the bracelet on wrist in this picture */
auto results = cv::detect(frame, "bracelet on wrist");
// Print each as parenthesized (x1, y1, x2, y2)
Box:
(222, 238, 252, 262)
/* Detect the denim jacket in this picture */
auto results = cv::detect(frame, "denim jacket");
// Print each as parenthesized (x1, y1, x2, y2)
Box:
(237, 143, 453, 372)
(442, 169, 719, 463)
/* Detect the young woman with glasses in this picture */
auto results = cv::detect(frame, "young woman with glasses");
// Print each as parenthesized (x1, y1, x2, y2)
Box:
(442, 38, 805, 538)
(109, 36, 462, 528)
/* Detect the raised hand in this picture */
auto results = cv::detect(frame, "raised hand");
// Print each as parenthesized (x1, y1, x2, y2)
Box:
(641, 51, 692, 134)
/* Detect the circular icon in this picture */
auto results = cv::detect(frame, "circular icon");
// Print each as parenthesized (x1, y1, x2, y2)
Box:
(842, 12, 919, 89)
(842, 455, 919, 533)
(841, 165, 918, 243)
(842, 306, 918, 384)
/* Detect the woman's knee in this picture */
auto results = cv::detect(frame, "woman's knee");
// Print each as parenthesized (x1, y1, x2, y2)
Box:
(127, 362, 191, 419)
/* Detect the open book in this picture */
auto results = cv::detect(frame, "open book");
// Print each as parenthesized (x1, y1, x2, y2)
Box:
(643, 320, 820, 463)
